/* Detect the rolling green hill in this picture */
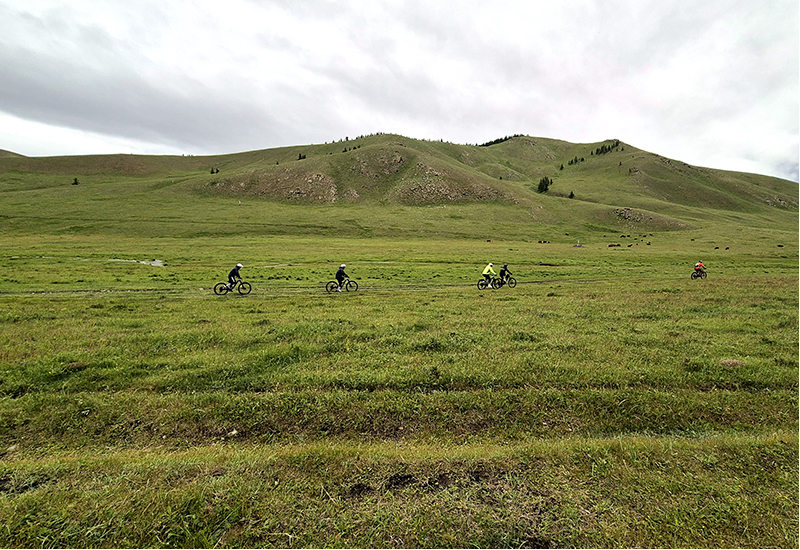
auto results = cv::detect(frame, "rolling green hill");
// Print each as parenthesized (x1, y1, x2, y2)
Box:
(1, 134, 796, 237)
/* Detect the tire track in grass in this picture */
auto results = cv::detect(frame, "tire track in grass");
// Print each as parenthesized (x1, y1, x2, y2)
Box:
(0, 276, 649, 298)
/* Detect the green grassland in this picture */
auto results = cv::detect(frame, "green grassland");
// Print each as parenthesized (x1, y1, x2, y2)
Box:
(0, 136, 797, 547)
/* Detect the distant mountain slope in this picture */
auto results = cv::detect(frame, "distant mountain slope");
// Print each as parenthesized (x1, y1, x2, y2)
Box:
(1, 134, 796, 234)
(194, 134, 797, 211)
(0, 149, 25, 158)
(205, 139, 522, 206)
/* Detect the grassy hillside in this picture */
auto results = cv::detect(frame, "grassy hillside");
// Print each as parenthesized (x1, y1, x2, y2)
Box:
(0, 135, 797, 547)
(1, 134, 796, 236)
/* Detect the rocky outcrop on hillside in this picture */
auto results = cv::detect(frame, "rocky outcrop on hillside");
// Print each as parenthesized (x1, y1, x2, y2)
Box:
(208, 148, 516, 205)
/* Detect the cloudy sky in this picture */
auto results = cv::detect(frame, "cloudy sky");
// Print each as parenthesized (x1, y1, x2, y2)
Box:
(1, 0, 798, 181)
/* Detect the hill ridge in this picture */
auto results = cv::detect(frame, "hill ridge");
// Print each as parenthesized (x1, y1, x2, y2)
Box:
(0, 134, 796, 234)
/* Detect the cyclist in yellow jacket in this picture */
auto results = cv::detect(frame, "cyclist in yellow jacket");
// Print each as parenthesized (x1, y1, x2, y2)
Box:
(482, 262, 496, 288)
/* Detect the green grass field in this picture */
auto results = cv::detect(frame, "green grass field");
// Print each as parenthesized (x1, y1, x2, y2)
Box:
(0, 137, 797, 547)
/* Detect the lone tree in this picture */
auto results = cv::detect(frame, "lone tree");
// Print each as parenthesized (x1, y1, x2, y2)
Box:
(537, 176, 553, 193)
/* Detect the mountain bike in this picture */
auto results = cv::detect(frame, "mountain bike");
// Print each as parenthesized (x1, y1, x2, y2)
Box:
(690, 269, 707, 280)
(477, 277, 496, 290)
(493, 276, 517, 288)
(214, 279, 252, 295)
(326, 278, 358, 293)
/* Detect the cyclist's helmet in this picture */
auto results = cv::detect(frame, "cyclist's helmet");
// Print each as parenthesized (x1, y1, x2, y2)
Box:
(489, 263, 493, 266)
(236, 263, 243, 268)
(503, 263, 508, 267)
(341, 264, 346, 268)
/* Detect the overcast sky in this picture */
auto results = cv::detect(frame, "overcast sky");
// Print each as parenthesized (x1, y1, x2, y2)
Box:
(1, 0, 797, 181)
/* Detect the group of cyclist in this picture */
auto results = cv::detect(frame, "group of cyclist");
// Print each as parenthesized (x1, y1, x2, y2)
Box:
(225, 262, 514, 292)
(224, 259, 704, 293)
(225, 262, 352, 292)
(482, 262, 513, 289)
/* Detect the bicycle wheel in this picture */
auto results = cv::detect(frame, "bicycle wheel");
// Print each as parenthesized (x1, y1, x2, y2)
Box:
(214, 282, 229, 295)
(700, 271, 707, 279)
(238, 281, 252, 295)
(477, 279, 488, 290)
(345, 280, 358, 292)
(326, 281, 339, 293)
(507, 277, 517, 288)
(691, 272, 699, 280)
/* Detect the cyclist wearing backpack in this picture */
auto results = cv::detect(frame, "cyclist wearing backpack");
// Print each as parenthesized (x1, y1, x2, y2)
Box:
(694, 260, 705, 274)
(228, 263, 243, 290)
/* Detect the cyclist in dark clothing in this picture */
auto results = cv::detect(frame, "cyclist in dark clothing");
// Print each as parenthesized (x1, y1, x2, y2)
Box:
(228, 263, 243, 289)
(335, 264, 347, 291)
(499, 263, 512, 284)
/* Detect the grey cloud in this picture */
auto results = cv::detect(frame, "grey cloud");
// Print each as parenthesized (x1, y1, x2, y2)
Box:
(0, 4, 299, 152)
(0, 0, 796, 181)
(0, 45, 288, 152)
(775, 159, 800, 183)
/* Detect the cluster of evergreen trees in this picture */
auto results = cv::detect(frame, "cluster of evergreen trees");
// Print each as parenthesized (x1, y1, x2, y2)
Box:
(567, 156, 585, 166)
(536, 176, 575, 198)
(594, 140, 621, 156)
(351, 132, 385, 141)
(479, 134, 524, 147)
(537, 176, 553, 193)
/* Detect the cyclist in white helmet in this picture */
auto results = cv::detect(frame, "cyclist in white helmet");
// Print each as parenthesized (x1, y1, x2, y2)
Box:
(335, 264, 348, 292)
(482, 262, 496, 288)
(227, 263, 243, 290)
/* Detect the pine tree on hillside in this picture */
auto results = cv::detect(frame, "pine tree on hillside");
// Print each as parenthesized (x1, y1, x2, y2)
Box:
(537, 176, 552, 193)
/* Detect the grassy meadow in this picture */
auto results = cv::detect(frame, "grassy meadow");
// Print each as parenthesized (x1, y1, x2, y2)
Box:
(0, 138, 797, 547)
